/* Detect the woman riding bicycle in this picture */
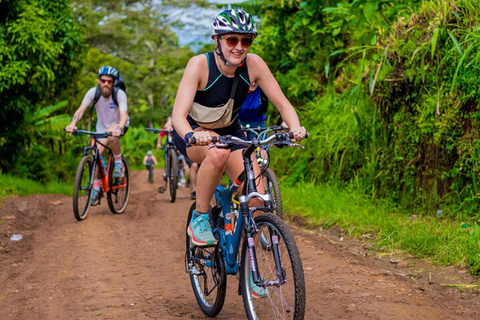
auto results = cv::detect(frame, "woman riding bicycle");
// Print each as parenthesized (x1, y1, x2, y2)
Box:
(171, 9, 306, 246)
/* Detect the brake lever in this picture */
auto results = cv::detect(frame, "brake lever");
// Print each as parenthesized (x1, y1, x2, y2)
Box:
(291, 143, 305, 149)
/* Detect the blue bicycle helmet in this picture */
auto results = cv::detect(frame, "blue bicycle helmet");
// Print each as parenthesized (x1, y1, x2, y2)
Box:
(97, 66, 119, 79)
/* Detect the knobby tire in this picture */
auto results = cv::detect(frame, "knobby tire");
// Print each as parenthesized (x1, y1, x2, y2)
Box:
(168, 149, 178, 202)
(73, 155, 94, 221)
(262, 168, 283, 218)
(185, 202, 226, 316)
(240, 213, 306, 320)
(107, 156, 131, 214)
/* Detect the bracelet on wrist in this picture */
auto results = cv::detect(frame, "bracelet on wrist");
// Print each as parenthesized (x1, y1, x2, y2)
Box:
(184, 131, 194, 147)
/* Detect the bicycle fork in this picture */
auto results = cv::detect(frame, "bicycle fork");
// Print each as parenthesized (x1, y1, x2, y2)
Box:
(240, 201, 286, 289)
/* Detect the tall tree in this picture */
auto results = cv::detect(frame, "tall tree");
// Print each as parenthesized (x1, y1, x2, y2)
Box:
(70, 0, 209, 126)
(0, 0, 84, 171)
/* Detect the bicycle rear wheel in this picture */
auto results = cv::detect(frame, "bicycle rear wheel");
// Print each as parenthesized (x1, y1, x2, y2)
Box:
(168, 149, 178, 202)
(107, 156, 130, 214)
(185, 202, 226, 317)
(240, 213, 305, 320)
(73, 155, 94, 221)
(262, 168, 283, 218)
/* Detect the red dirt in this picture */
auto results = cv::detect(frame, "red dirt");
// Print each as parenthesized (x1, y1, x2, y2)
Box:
(1, 168, 480, 319)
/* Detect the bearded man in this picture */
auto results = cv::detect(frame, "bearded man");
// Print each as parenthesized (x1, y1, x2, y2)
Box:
(66, 66, 129, 205)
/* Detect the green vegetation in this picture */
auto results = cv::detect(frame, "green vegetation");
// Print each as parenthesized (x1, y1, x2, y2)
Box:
(0, 0, 202, 188)
(282, 182, 480, 273)
(0, 173, 72, 198)
(0, 0, 84, 171)
(122, 127, 165, 170)
(253, 0, 480, 217)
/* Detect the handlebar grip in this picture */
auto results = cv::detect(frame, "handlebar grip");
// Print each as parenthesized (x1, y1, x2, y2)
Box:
(187, 136, 220, 145)
(288, 132, 309, 139)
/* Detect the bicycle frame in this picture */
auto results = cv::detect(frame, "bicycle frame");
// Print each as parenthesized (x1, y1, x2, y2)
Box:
(82, 135, 126, 193)
(210, 144, 280, 286)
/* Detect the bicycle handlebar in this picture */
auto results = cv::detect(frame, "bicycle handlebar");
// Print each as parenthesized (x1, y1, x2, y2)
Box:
(187, 132, 308, 146)
(242, 125, 288, 133)
(145, 127, 171, 134)
(64, 128, 113, 138)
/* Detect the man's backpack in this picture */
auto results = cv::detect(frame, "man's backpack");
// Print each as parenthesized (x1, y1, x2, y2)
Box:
(93, 72, 126, 107)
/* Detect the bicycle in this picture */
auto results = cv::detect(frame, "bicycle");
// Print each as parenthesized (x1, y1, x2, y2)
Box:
(242, 125, 288, 218)
(147, 163, 154, 183)
(145, 128, 178, 202)
(70, 129, 131, 221)
(185, 132, 307, 319)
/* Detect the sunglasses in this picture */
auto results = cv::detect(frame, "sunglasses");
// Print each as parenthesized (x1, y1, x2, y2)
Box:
(224, 36, 253, 49)
(100, 79, 113, 85)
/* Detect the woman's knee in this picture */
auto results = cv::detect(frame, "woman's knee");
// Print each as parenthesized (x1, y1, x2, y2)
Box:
(205, 148, 230, 167)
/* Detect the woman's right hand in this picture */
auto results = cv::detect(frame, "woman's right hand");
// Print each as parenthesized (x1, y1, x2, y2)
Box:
(192, 130, 213, 146)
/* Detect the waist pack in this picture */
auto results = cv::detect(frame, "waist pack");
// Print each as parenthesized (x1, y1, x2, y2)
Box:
(189, 69, 240, 129)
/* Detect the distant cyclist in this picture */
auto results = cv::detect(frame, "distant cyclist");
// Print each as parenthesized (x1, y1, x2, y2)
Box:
(158, 116, 197, 193)
(66, 66, 129, 205)
(156, 116, 174, 150)
(143, 150, 158, 183)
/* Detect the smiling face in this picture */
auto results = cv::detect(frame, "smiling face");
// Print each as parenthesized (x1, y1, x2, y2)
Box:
(97, 75, 114, 97)
(217, 33, 254, 65)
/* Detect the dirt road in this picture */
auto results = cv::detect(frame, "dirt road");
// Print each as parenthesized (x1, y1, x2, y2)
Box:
(1, 169, 480, 319)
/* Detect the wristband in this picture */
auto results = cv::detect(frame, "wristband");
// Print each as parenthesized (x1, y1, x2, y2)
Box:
(184, 131, 194, 147)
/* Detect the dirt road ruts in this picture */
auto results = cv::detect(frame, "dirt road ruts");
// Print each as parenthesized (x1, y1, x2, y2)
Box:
(1, 169, 480, 319)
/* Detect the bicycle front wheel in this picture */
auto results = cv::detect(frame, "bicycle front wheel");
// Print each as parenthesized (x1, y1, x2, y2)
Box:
(262, 168, 283, 218)
(168, 149, 178, 202)
(185, 202, 226, 316)
(240, 213, 306, 320)
(107, 156, 131, 214)
(73, 155, 94, 221)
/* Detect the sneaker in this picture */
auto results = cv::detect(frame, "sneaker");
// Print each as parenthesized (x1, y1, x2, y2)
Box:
(249, 267, 268, 298)
(91, 189, 101, 206)
(187, 212, 217, 246)
(179, 177, 186, 187)
(190, 191, 196, 200)
(113, 162, 125, 178)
